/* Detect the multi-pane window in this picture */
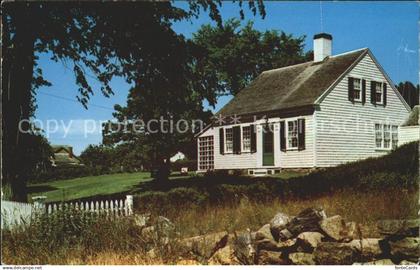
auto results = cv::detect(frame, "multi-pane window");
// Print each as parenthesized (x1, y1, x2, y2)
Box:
(242, 126, 251, 152)
(392, 126, 398, 149)
(375, 124, 398, 150)
(353, 78, 362, 101)
(383, 125, 391, 149)
(198, 136, 214, 171)
(287, 120, 298, 149)
(375, 124, 382, 148)
(225, 128, 233, 153)
(375, 82, 383, 104)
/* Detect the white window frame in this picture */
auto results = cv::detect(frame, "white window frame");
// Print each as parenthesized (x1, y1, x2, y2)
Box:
(241, 126, 252, 152)
(286, 119, 299, 150)
(198, 136, 214, 171)
(375, 123, 398, 150)
(353, 77, 362, 102)
(225, 128, 233, 153)
(374, 81, 383, 104)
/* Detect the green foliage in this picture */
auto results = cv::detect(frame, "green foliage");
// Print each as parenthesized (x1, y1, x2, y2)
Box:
(192, 19, 312, 99)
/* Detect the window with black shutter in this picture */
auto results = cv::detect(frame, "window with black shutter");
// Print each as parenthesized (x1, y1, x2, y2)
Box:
(219, 128, 224, 155)
(232, 126, 241, 154)
(371, 81, 377, 105)
(280, 121, 286, 152)
(362, 79, 366, 104)
(250, 124, 256, 153)
(383, 83, 387, 106)
(348, 77, 354, 102)
(298, 118, 305, 151)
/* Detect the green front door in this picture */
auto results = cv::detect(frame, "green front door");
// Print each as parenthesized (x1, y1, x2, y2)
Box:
(262, 126, 274, 166)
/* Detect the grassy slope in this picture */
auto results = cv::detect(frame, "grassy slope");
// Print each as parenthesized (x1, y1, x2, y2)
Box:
(28, 172, 152, 202)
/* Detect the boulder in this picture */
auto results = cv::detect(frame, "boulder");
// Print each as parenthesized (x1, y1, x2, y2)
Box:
(389, 237, 420, 261)
(233, 229, 256, 265)
(278, 208, 326, 241)
(314, 242, 358, 265)
(270, 212, 291, 241)
(378, 219, 419, 237)
(257, 250, 287, 265)
(208, 245, 239, 265)
(353, 259, 394, 265)
(350, 238, 382, 261)
(319, 215, 345, 241)
(344, 222, 360, 241)
(256, 238, 297, 252)
(181, 231, 229, 259)
(297, 232, 324, 251)
(255, 224, 275, 242)
(289, 252, 316, 265)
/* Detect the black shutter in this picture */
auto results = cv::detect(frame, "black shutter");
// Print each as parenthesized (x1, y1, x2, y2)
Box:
(298, 119, 305, 151)
(280, 121, 286, 152)
(362, 79, 366, 104)
(348, 77, 354, 102)
(232, 126, 241, 154)
(250, 124, 256, 153)
(371, 81, 376, 105)
(383, 83, 387, 106)
(219, 128, 224, 155)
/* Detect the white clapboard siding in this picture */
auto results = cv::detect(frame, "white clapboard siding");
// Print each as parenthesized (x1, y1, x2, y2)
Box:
(399, 126, 420, 145)
(315, 53, 410, 167)
(1, 200, 34, 229)
(198, 115, 315, 171)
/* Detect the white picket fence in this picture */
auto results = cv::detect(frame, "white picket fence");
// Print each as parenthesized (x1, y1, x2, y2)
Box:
(45, 195, 133, 217)
(1, 200, 34, 230)
(1, 195, 133, 230)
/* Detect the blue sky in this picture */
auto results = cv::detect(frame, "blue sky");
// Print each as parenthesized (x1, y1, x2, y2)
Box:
(34, 1, 419, 155)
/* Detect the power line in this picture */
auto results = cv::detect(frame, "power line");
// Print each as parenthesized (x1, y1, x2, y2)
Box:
(37, 90, 115, 111)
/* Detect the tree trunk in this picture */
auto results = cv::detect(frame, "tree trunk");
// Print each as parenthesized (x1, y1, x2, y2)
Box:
(2, 5, 37, 201)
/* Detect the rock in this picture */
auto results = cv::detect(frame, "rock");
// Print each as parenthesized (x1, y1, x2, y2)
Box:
(132, 213, 151, 228)
(389, 237, 420, 261)
(400, 260, 417, 265)
(255, 224, 275, 242)
(319, 215, 352, 241)
(155, 216, 176, 236)
(344, 222, 360, 241)
(256, 237, 297, 252)
(181, 231, 229, 259)
(208, 245, 239, 265)
(257, 250, 287, 265)
(270, 212, 291, 241)
(350, 238, 382, 261)
(378, 219, 419, 237)
(314, 242, 358, 265)
(289, 252, 316, 265)
(353, 259, 394, 265)
(278, 208, 326, 241)
(297, 232, 324, 251)
(233, 229, 256, 265)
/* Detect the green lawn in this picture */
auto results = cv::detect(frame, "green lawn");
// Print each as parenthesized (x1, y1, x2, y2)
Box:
(28, 172, 153, 203)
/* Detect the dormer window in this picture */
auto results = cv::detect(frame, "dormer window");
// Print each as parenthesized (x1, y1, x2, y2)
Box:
(353, 78, 362, 101)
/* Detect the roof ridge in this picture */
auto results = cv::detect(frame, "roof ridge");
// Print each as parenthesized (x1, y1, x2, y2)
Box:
(331, 47, 368, 58)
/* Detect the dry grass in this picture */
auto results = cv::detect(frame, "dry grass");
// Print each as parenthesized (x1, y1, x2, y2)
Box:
(171, 188, 418, 238)
(2, 188, 418, 265)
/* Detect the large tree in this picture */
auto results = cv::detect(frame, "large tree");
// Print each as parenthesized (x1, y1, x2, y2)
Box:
(2, 1, 265, 200)
(397, 81, 419, 109)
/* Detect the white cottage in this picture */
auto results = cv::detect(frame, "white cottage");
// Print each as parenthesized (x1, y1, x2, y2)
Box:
(196, 33, 412, 175)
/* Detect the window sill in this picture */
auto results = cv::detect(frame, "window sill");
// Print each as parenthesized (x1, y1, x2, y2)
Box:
(375, 148, 391, 152)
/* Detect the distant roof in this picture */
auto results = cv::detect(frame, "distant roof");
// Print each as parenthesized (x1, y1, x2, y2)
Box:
(402, 106, 419, 126)
(217, 48, 368, 117)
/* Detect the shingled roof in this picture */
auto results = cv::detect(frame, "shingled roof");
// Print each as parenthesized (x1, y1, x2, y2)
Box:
(217, 48, 368, 117)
